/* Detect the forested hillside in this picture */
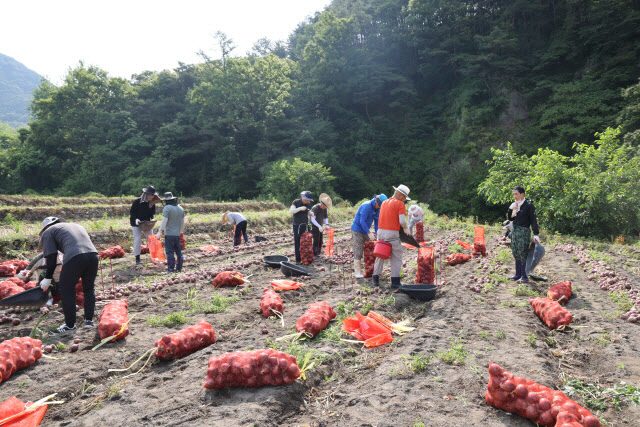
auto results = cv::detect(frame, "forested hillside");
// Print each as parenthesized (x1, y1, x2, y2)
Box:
(0, 53, 43, 128)
(1, 0, 639, 228)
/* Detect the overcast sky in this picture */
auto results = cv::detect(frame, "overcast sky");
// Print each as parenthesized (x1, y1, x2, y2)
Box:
(0, 0, 332, 84)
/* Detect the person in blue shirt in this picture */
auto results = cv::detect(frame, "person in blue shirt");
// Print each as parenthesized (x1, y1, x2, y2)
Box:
(351, 194, 387, 278)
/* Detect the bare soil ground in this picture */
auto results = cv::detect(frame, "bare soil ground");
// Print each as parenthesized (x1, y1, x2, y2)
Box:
(0, 223, 639, 427)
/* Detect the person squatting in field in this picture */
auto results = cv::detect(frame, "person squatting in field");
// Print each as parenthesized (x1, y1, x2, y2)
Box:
(130, 185, 161, 265)
(408, 204, 424, 236)
(39, 217, 99, 333)
(373, 185, 411, 289)
(350, 194, 388, 278)
(289, 191, 313, 264)
(17, 251, 63, 306)
(223, 212, 249, 247)
(507, 186, 540, 283)
(156, 192, 186, 273)
(309, 193, 333, 256)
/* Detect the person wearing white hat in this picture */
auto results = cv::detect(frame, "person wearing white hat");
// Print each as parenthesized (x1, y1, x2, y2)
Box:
(373, 185, 411, 288)
(309, 193, 332, 256)
(408, 205, 424, 236)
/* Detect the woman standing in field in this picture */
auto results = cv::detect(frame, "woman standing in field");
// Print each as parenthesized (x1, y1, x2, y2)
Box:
(507, 186, 540, 283)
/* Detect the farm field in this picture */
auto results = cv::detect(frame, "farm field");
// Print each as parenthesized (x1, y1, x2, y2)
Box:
(0, 198, 639, 426)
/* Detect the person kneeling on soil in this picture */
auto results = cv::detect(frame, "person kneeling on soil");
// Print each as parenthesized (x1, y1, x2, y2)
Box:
(373, 185, 411, 289)
(38, 217, 99, 333)
(222, 212, 249, 247)
(408, 204, 424, 236)
(350, 194, 387, 278)
(289, 191, 313, 264)
(130, 185, 161, 265)
(17, 251, 64, 306)
(310, 193, 332, 257)
(156, 192, 185, 273)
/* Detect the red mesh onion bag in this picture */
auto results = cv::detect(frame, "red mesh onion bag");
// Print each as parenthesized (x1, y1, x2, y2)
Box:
(363, 241, 376, 278)
(547, 281, 572, 304)
(154, 320, 216, 361)
(300, 231, 314, 265)
(295, 301, 336, 338)
(486, 361, 599, 427)
(0, 265, 16, 277)
(98, 246, 126, 259)
(473, 226, 487, 257)
(415, 247, 435, 284)
(98, 299, 129, 341)
(0, 281, 24, 299)
(75, 279, 84, 306)
(0, 337, 43, 383)
(414, 222, 424, 242)
(180, 233, 186, 250)
(260, 288, 284, 318)
(529, 298, 573, 330)
(140, 245, 150, 254)
(446, 253, 472, 266)
(204, 349, 300, 389)
(213, 271, 245, 287)
(0, 260, 28, 274)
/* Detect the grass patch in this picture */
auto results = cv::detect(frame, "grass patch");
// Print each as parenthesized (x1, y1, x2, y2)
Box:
(609, 291, 632, 312)
(588, 250, 614, 263)
(407, 353, 431, 373)
(511, 285, 540, 297)
(524, 332, 537, 347)
(593, 330, 612, 347)
(447, 243, 464, 253)
(495, 330, 506, 339)
(563, 376, 640, 411)
(437, 338, 468, 365)
(495, 248, 512, 263)
(500, 300, 529, 307)
(146, 311, 189, 327)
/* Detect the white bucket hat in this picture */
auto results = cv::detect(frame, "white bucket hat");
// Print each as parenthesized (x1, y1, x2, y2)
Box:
(393, 184, 411, 200)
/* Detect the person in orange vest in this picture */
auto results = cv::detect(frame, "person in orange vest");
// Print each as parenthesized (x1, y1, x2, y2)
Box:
(373, 185, 411, 288)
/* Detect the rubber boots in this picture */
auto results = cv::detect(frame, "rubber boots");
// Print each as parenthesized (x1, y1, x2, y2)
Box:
(176, 256, 184, 273)
(167, 258, 176, 273)
(135, 255, 141, 265)
(373, 275, 380, 287)
(354, 260, 364, 279)
(391, 277, 402, 289)
(508, 261, 522, 281)
(519, 261, 529, 283)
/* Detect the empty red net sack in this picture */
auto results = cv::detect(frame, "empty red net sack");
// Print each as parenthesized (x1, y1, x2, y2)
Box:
(415, 247, 435, 284)
(98, 299, 129, 341)
(0, 395, 48, 426)
(473, 226, 487, 257)
(0, 337, 43, 384)
(204, 349, 300, 389)
(260, 288, 284, 318)
(154, 320, 216, 361)
(363, 241, 376, 278)
(213, 271, 245, 287)
(414, 222, 424, 242)
(547, 281, 572, 304)
(296, 301, 336, 338)
(446, 253, 472, 266)
(529, 297, 573, 330)
(486, 361, 599, 427)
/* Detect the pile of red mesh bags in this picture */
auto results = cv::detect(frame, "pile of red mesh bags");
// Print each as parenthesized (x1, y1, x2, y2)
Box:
(300, 231, 314, 265)
(0, 337, 43, 383)
(529, 298, 573, 330)
(213, 271, 245, 287)
(363, 241, 376, 278)
(204, 349, 300, 389)
(446, 253, 472, 266)
(548, 281, 572, 304)
(260, 288, 284, 318)
(180, 233, 186, 250)
(295, 301, 336, 338)
(98, 246, 126, 259)
(0, 265, 16, 277)
(0, 260, 28, 277)
(98, 299, 129, 341)
(486, 362, 599, 427)
(0, 281, 24, 299)
(5, 277, 35, 291)
(154, 320, 216, 361)
(415, 247, 435, 284)
(414, 222, 424, 242)
(473, 226, 487, 257)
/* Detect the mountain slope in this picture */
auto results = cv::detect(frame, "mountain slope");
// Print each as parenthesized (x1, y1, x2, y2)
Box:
(0, 53, 44, 128)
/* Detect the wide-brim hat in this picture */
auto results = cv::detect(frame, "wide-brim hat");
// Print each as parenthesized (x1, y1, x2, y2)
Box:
(393, 184, 411, 200)
(142, 185, 158, 195)
(162, 192, 177, 201)
(319, 193, 332, 209)
(39, 216, 60, 235)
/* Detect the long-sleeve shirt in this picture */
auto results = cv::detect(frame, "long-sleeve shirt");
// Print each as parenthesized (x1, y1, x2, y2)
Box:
(508, 199, 539, 235)
(226, 212, 247, 225)
(130, 198, 156, 227)
(351, 199, 380, 235)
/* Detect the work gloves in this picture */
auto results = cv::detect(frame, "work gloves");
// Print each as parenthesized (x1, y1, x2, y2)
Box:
(368, 232, 376, 241)
(40, 278, 52, 292)
(17, 270, 29, 281)
(533, 235, 541, 244)
(135, 219, 141, 225)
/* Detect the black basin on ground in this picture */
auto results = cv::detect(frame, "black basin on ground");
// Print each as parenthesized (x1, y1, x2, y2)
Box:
(398, 283, 438, 302)
(0, 286, 49, 307)
(280, 261, 311, 277)
(264, 255, 290, 268)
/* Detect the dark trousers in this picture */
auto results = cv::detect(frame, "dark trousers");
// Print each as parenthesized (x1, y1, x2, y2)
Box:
(234, 220, 248, 246)
(59, 253, 98, 328)
(311, 225, 323, 256)
(293, 224, 308, 263)
(165, 235, 183, 272)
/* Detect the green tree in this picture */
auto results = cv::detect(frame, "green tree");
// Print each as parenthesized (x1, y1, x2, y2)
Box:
(259, 158, 336, 204)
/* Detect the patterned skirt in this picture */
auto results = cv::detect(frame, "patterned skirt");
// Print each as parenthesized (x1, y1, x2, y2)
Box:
(351, 230, 370, 259)
(511, 224, 531, 261)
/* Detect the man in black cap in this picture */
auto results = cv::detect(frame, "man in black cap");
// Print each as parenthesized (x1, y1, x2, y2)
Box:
(289, 191, 313, 264)
(130, 185, 160, 265)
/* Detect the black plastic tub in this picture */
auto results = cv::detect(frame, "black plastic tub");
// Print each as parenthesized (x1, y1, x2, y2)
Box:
(264, 255, 290, 268)
(398, 283, 438, 302)
(280, 262, 311, 277)
(0, 286, 49, 307)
